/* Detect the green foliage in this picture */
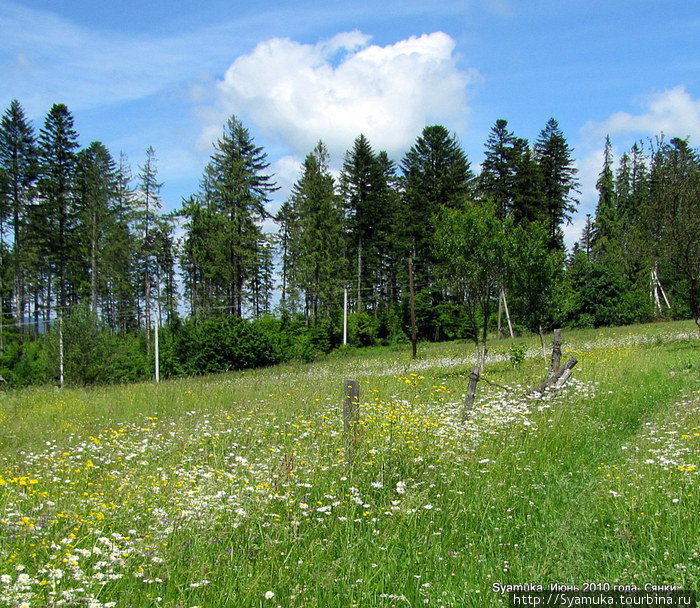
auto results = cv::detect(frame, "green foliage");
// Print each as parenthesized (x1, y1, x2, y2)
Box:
(506, 220, 564, 333)
(347, 311, 379, 347)
(0, 307, 149, 387)
(380, 306, 408, 345)
(0, 332, 54, 387)
(284, 142, 345, 321)
(62, 305, 149, 386)
(563, 253, 654, 328)
(2, 94, 700, 393)
(534, 117, 579, 250)
(434, 201, 506, 347)
(161, 315, 281, 377)
(401, 125, 474, 284)
(509, 343, 527, 368)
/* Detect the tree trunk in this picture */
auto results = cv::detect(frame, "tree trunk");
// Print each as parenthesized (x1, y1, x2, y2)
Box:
(145, 270, 151, 356)
(408, 257, 417, 359)
(497, 289, 503, 338)
(462, 366, 480, 423)
(357, 236, 362, 310)
(0, 225, 4, 351)
(91, 209, 98, 313)
(13, 198, 24, 330)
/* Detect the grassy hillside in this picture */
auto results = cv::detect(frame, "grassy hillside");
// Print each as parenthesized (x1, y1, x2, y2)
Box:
(0, 320, 698, 607)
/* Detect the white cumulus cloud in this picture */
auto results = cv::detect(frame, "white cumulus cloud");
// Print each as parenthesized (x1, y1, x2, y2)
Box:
(206, 31, 477, 159)
(571, 86, 700, 251)
(584, 86, 700, 143)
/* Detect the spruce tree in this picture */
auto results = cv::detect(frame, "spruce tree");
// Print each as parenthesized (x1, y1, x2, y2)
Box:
(340, 134, 387, 311)
(479, 119, 521, 220)
(135, 146, 162, 350)
(249, 234, 275, 318)
(647, 138, 700, 329)
(0, 99, 38, 327)
(511, 143, 546, 225)
(102, 153, 139, 332)
(373, 150, 403, 308)
(401, 125, 473, 267)
(151, 215, 178, 324)
(180, 195, 214, 317)
(275, 200, 299, 313)
(533, 118, 579, 250)
(287, 141, 345, 322)
(75, 141, 117, 313)
(37, 103, 80, 315)
(401, 126, 473, 340)
(204, 115, 277, 317)
(592, 136, 619, 265)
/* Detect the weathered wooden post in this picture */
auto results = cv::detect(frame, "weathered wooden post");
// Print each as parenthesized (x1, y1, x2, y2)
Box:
(461, 366, 480, 423)
(553, 361, 575, 391)
(343, 378, 360, 430)
(534, 356, 578, 395)
(549, 328, 563, 379)
(343, 379, 360, 462)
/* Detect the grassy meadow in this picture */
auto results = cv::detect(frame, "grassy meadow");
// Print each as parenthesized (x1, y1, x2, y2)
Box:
(0, 320, 698, 607)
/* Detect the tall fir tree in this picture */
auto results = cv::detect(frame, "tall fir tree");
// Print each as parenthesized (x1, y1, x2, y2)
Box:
(249, 233, 275, 318)
(372, 150, 403, 308)
(151, 215, 178, 325)
(533, 118, 579, 250)
(203, 115, 277, 317)
(340, 134, 388, 312)
(103, 153, 139, 332)
(275, 199, 299, 313)
(75, 141, 118, 313)
(511, 143, 546, 225)
(592, 136, 619, 265)
(0, 99, 38, 327)
(401, 125, 473, 269)
(401, 125, 474, 339)
(179, 195, 216, 317)
(286, 141, 345, 322)
(647, 138, 700, 329)
(479, 119, 521, 221)
(135, 146, 162, 351)
(37, 103, 80, 315)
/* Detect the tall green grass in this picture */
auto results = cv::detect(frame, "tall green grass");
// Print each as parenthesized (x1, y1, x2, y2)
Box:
(0, 320, 698, 607)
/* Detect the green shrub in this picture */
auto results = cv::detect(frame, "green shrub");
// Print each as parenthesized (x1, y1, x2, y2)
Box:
(348, 312, 379, 347)
(509, 343, 527, 368)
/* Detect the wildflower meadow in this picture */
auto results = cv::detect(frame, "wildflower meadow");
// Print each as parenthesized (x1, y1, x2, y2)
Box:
(0, 321, 698, 607)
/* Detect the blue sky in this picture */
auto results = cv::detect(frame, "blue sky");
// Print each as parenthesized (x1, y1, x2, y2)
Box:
(2, 0, 699, 246)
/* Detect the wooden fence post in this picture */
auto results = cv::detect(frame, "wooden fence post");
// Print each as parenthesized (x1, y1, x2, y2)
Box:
(343, 379, 360, 462)
(534, 356, 578, 395)
(549, 328, 563, 379)
(461, 366, 480, 423)
(343, 379, 360, 434)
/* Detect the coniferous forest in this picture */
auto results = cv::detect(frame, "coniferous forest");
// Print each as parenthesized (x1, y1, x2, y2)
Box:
(0, 100, 698, 387)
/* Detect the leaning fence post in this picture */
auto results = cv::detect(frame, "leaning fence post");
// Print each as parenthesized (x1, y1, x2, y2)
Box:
(533, 356, 578, 395)
(461, 366, 480, 423)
